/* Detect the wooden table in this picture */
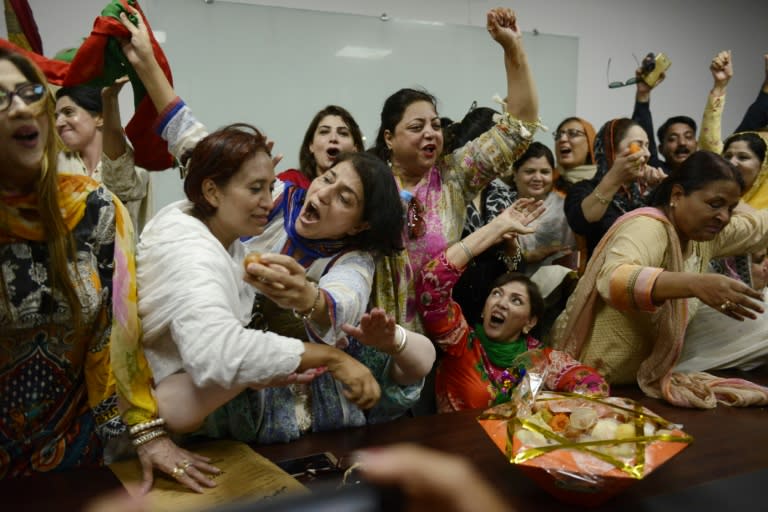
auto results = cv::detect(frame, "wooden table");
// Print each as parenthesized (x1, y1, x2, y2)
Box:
(5, 368, 768, 511)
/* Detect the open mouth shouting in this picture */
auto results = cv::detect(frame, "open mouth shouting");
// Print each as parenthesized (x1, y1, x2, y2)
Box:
(421, 143, 437, 159)
(13, 126, 40, 148)
(300, 200, 321, 225)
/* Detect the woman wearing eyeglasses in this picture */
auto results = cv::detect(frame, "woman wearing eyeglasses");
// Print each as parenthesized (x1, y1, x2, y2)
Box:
(552, 117, 597, 194)
(369, 7, 541, 334)
(564, 117, 666, 257)
(117, 8, 435, 443)
(0, 48, 220, 491)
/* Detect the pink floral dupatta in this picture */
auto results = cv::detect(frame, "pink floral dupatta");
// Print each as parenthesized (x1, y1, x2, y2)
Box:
(552, 207, 768, 408)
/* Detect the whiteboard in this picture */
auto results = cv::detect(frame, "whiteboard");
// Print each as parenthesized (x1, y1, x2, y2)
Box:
(144, 0, 578, 210)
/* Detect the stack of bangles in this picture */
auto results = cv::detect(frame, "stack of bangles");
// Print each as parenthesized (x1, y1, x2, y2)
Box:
(388, 324, 408, 355)
(129, 418, 168, 448)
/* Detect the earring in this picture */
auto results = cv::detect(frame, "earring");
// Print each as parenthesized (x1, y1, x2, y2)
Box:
(669, 202, 676, 208)
(522, 327, 529, 335)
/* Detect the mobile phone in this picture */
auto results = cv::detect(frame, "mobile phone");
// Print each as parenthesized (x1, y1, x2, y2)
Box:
(276, 452, 345, 486)
(643, 52, 671, 87)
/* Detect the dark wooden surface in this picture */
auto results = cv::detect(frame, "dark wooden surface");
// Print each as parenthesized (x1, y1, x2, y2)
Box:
(4, 368, 767, 511)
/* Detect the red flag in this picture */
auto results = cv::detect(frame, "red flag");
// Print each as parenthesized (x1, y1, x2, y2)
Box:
(4, 0, 43, 54)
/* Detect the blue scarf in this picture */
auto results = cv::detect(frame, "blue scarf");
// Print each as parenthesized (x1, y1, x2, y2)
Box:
(270, 184, 351, 266)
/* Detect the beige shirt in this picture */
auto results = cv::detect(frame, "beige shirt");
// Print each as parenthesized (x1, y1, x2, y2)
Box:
(58, 148, 152, 233)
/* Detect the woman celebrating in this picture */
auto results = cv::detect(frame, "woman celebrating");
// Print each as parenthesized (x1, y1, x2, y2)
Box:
(417, 199, 607, 412)
(564, 117, 666, 257)
(55, 82, 151, 232)
(119, 8, 434, 442)
(552, 116, 597, 194)
(552, 151, 768, 408)
(277, 104, 364, 189)
(370, 7, 541, 332)
(0, 48, 216, 492)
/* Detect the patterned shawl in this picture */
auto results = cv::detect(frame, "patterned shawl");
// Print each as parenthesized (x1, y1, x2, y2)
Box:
(552, 206, 768, 408)
(0, 174, 156, 426)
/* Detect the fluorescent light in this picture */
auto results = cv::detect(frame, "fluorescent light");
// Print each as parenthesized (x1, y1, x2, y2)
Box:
(335, 46, 392, 59)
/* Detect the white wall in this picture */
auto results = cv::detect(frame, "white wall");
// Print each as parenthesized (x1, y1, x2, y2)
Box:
(4, 0, 767, 146)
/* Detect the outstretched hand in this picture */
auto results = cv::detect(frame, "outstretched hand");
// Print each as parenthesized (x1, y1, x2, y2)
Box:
(493, 197, 545, 240)
(341, 307, 400, 354)
(691, 273, 764, 321)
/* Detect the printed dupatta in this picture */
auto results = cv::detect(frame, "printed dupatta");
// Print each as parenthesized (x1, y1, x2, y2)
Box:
(0, 174, 157, 426)
(552, 206, 768, 408)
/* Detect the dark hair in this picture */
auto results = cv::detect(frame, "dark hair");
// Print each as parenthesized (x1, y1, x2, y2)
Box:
(489, 272, 545, 323)
(55, 85, 102, 115)
(723, 132, 767, 165)
(298, 105, 364, 181)
(370, 88, 439, 161)
(330, 152, 404, 255)
(648, 150, 744, 206)
(184, 123, 271, 218)
(657, 116, 697, 143)
(443, 107, 499, 154)
(513, 141, 555, 171)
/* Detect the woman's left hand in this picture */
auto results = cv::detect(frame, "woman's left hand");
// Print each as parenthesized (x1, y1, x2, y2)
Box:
(244, 253, 318, 313)
(341, 308, 399, 354)
(136, 436, 221, 494)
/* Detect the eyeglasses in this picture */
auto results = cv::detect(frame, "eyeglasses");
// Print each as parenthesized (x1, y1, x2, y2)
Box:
(606, 57, 639, 89)
(0, 83, 46, 112)
(553, 129, 586, 140)
(406, 195, 426, 240)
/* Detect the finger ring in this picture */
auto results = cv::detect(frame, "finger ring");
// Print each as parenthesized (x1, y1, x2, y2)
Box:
(172, 466, 186, 478)
(257, 276, 266, 283)
(720, 299, 734, 311)
(178, 459, 192, 470)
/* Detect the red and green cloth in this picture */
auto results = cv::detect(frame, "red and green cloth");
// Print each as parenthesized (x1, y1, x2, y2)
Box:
(0, 0, 174, 170)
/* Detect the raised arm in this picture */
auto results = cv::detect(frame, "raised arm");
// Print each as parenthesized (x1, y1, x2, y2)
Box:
(118, 8, 176, 113)
(734, 53, 768, 133)
(487, 7, 538, 123)
(699, 50, 733, 153)
(632, 57, 663, 167)
(101, 77, 129, 160)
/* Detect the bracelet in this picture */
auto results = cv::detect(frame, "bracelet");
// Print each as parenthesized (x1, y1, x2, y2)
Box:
(457, 240, 475, 265)
(389, 324, 408, 355)
(593, 189, 612, 206)
(293, 281, 322, 321)
(131, 428, 167, 448)
(501, 244, 523, 271)
(128, 417, 166, 436)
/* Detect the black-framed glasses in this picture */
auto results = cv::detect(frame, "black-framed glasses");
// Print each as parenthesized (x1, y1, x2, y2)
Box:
(606, 57, 639, 89)
(553, 129, 586, 140)
(406, 196, 426, 240)
(0, 83, 46, 111)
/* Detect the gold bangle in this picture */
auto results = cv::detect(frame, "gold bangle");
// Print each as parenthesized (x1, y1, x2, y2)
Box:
(593, 189, 612, 205)
(293, 282, 322, 321)
(457, 240, 474, 265)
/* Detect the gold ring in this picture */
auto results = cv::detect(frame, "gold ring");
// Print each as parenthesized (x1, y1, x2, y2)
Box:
(720, 300, 734, 312)
(181, 460, 192, 470)
(172, 466, 186, 478)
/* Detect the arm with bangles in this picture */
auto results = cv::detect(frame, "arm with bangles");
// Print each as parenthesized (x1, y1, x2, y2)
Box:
(417, 199, 544, 348)
(698, 50, 733, 153)
(447, 8, 539, 203)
